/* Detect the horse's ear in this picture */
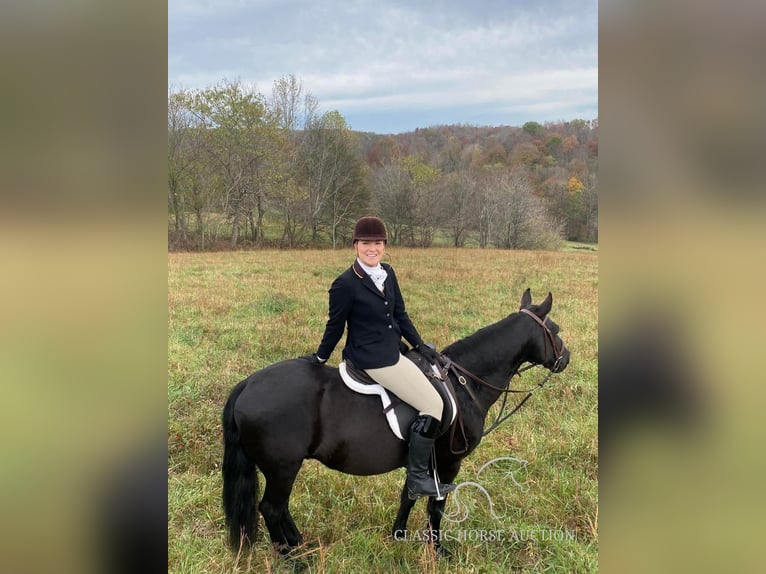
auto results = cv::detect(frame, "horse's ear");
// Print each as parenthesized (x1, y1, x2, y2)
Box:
(520, 288, 532, 309)
(537, 292, 553, 317)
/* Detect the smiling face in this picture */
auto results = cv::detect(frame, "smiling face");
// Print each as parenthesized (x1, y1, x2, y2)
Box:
(355, 240, 386, 267)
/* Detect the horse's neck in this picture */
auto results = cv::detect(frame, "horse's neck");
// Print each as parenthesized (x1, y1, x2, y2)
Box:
(444, 315, 528, 412)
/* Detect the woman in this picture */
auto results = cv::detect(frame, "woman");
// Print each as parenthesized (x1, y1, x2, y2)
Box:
(311, 216, 455, 499)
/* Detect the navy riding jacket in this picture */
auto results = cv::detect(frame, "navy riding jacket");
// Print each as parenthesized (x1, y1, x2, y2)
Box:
(316, 260, 426, 370)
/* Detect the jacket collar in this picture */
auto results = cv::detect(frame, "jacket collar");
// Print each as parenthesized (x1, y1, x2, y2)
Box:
(352, 259, 366, 279)
(353, 259, 389, 275)
(352, 260, 386, 298)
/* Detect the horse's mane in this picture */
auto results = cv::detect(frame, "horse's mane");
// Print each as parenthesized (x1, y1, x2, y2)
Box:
(441, 313, 520, 361)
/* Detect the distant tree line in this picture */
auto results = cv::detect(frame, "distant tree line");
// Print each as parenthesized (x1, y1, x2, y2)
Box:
(169, 76, 597, 250)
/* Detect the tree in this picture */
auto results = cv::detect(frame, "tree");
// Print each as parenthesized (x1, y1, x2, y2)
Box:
(562, 134, 579, 162)
(370, 154, 444, 246)
(509, 142, 542, 168)
(522, 121, 544, 137)
(299, 110, 368, 246)
(168, 88, 192, 244)
(326, 132, 369, 248)
(439, 136, 466, 173)
(405, 156, 442, 246)
(185, 80, 280, 247)
(474, 168, 505, 248)
(492, 170, 563, 250)
(568, 175, 585, 195)
(168, 88, 225, 249)
(581, 173, 598, 242)
(269, 75, 318, 246)
(370, 158, 412, 245)
(545, 134, 563, 160)
(480, 140, 509, 166)
(366, 136, 401, 167)
(441, 171, 477, 247)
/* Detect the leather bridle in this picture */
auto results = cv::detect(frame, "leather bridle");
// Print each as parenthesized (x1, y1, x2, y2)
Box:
(519, 308, 567, 373)
(437, 309, 568, 450)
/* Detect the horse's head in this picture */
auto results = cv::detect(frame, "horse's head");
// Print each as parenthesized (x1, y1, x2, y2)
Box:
(519, 289, 570, 373)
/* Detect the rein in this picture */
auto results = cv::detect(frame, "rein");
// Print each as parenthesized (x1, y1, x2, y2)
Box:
(438, 309, 566, 449)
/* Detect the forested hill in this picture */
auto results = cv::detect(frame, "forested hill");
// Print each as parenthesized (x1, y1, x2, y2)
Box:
(356, 120, 597, 171)
(169, 79, 597, 251)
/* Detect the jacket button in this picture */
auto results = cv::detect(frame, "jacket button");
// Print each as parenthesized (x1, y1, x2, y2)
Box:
(388, 325, 392, 329)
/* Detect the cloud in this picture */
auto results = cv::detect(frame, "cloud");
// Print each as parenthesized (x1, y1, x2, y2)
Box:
(319, 66, 597, 111)
(168, 0, 598, 131)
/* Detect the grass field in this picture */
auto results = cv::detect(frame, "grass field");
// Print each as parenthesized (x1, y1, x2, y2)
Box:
(168, 247, 598, 573)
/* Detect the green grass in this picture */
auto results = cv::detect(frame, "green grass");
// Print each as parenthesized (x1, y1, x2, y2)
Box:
(168, 248, 598, 573)
(562, 241, 598, 253)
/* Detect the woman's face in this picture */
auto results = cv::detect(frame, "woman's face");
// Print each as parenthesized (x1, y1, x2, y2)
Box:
(355, 240, 386, 267)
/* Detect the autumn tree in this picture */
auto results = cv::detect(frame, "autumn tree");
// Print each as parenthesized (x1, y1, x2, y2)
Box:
(490, 170, 563, 250)
(370, 158, 413, 245)
(473, 168, 505, 248)
(185, 80, 280, 247)
(509, 141, 542, 168)
(299, 110, 368, 246)
(405, 156, 442, 246)
(581, 172, 598, 242)
(168, 88, 191, 244)
(439, 135, 467, 173)
(441, 171, 477, 247)
(269, 74, 319, 246)
(168, 88, 233, 249)
(480, 140, 509, 166)
(562, 134, 579, 162)
(367, 136, 401, 167)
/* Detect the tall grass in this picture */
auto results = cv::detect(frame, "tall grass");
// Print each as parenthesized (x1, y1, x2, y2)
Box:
(168, 248, 598, 573)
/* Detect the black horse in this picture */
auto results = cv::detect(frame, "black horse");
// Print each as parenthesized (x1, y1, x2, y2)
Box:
(222, 289, 570, 554)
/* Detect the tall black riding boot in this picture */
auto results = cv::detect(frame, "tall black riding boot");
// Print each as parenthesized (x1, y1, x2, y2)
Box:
(406, 415, 456, 500)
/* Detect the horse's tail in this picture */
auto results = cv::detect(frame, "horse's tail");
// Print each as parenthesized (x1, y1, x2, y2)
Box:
(222, 379, 259, 550)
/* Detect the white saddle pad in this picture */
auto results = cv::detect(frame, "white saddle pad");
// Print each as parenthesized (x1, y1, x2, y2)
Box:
(338, 362, 457, 441)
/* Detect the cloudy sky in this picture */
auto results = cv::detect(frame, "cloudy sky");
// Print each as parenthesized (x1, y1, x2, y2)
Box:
(169, 0, 597, 134)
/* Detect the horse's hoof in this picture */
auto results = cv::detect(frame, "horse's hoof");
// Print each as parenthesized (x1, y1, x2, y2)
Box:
(274, 542, 303, 557)
(433, 543, 451, 559)
(274, 542, 292, 556)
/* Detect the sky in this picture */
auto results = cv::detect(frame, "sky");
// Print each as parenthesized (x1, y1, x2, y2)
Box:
(168, 0, 597, 134)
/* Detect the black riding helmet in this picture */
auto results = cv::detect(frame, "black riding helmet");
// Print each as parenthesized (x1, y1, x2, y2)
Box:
(352, 216, 387, 243)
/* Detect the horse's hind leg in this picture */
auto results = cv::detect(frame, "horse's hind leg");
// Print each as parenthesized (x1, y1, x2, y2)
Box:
(280, 505, 302, 547)
(259, 462, 304, 552)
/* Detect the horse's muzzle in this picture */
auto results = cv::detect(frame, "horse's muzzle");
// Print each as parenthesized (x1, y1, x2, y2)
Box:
(552, 347, 570, 373)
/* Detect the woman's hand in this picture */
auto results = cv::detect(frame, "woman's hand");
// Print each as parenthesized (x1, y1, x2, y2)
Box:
(300, 354, 327, 365)
(416, 344, 441, 364)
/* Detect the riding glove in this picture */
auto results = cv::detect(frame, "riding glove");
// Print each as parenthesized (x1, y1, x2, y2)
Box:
(416, 343, 440, 364)
(300, 354, 326, 365)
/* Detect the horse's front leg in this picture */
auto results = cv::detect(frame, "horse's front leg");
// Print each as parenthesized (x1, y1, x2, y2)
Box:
(426, 461, 462, 557)
(391, 481, 417, 540)
(426, 496, 451, 557)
